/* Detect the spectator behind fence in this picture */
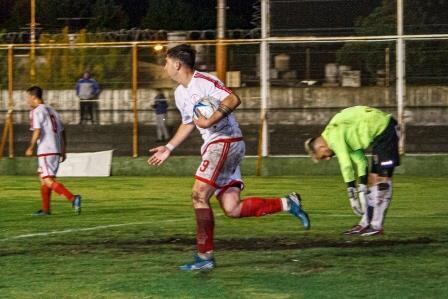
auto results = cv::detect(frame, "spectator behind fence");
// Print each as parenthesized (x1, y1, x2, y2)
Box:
(76, 72, 100, 124)
(153, 90, 170, 142)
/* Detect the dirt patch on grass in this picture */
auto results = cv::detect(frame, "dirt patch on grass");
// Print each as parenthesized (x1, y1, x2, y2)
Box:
(0, 236, 439, 257)
(57, 236, 436, 252)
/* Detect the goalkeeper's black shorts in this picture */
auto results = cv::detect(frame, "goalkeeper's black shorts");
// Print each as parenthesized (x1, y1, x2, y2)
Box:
(371, 117, 400, 177)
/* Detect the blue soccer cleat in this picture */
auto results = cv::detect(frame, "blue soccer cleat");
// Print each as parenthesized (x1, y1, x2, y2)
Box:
(179, 254, 216, 271)
(287, 192, 311, 230)
(72, 195, 82, 215)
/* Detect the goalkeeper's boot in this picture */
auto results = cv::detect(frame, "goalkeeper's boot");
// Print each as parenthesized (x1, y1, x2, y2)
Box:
(343, 224, 368, 235)
(72, 195, 82, 215)
(286, 192, 310, 230)
(360, 227, 384, 237)
(32, 209, 51, 216)
(179, 254, 216, 271)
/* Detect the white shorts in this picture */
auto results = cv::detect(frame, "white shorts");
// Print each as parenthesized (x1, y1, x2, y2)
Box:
(195, 138, 245, 196)
(37, 154, 60, 179)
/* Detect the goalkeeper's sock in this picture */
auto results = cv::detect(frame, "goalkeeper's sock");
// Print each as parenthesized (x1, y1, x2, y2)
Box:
(239, 197, 283, 217)
(195, 208, 215, 254)
(51, 181, 75, 201)
(371, 180, 392, 229)
(40, 185, 52, 212)
(359, 187, 376, 227)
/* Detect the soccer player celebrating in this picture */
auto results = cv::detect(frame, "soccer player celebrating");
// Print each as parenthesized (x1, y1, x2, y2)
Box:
(305, 106, 400, 236)
(148, 44, 310, 271)
(25, 86, 81, 216)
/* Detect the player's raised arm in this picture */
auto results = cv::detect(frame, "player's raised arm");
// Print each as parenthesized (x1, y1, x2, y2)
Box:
(148, 123, 195, 166)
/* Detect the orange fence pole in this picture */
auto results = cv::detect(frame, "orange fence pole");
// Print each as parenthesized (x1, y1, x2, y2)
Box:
(0, 45, 14, 159)
(132, 43, 139, 158)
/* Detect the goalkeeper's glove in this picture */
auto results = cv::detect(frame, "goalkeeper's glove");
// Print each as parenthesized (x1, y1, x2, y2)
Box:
(347, 186, 363, 217)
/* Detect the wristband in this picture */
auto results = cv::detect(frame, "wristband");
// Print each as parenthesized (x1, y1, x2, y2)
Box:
(165, 143, 175, 151)
(347, 181, 356, 188)
(217, 103, 233, 116)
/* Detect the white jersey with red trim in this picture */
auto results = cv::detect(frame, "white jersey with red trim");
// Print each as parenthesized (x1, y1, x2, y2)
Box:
(174, 71, 243, 149)
(29, 104, 64, 156)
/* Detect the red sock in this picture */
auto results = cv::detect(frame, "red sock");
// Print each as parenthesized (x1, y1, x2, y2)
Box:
(239, 197, 283, 217)
(51, 181, 75, 201)
(195, 208, 215, 254)
(40, 185, 52, 212)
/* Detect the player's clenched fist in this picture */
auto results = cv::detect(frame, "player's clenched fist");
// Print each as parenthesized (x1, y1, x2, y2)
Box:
(148, 146, 171, 166)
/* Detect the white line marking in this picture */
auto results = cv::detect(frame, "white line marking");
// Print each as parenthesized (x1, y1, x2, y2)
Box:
(0, 218, 190, 242)
(1, 213, 444, 242)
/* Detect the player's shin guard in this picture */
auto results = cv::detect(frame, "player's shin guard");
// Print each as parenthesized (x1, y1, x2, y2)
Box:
(370, 180, 392, 230)
(195, 208, 215, 254)
(50, 181, 75, 201)
(40, 185, 52, 212)
(239, 197, 283, 217)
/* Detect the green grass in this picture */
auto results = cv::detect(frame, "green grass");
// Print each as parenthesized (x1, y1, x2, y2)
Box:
(0, 175, 447, 298)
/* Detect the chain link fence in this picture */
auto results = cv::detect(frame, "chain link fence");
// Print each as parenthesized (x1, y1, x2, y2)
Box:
(1, 1, 448, 156)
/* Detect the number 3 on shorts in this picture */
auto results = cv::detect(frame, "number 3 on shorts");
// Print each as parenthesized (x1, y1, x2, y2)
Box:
(199, 160, 210, 172)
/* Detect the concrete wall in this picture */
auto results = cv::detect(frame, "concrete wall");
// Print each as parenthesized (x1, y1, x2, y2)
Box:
(2, 85, 448, 125)
(2, 156, 448, 176)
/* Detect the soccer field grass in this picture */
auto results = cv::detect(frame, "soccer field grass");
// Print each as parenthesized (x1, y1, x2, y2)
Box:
(1, 176, 447, 298)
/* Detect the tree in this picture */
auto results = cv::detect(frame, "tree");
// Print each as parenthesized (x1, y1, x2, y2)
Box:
(88, 0, 129, 31)
(337, 0, 448, 84)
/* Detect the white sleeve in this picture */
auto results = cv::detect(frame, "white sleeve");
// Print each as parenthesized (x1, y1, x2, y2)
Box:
(174, 90, 193, 125)
(206, 78, 232, 102)
(32, 109, 44, 130)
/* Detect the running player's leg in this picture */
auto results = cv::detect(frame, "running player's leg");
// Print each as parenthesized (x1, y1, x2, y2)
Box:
(39, 155, 81, 214)
(179, 179, 217, 271)
(39, 176, 52, 213)
(191, 179, 216, 259)
(218, 186, 285, 218)
(43, 177, 74, 201)
(180, 140, 236, 271)
(217, 184, 309, 229)
(33, 156, 54, 216)
(214, 141, 310, 228)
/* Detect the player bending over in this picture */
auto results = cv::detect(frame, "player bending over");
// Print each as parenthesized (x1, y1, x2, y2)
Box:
(148, 44, 310, 271)
(305, 106, 400, 236)
(25, 86, 81, 216)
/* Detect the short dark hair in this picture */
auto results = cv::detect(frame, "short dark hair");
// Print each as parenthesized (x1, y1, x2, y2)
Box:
(26, 86, 43, 99)
(166, 44, 196, 69)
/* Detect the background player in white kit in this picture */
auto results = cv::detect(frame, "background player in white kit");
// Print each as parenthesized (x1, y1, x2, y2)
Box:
(148, 44, 310, 271)
(25, 86, 81, 216)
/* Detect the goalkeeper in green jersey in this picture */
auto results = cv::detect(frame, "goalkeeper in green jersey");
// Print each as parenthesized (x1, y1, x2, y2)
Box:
(305, 106, 400, 236)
